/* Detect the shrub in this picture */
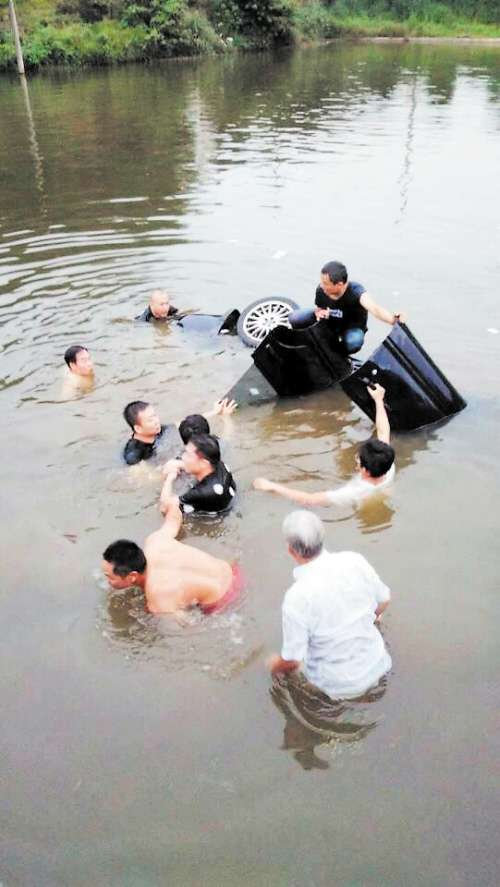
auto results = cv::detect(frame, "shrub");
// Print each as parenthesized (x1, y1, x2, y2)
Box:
(292, 3, 342, 39)
(209, 0, 295, 47)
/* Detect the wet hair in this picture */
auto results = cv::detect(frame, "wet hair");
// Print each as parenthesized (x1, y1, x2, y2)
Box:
(321, 261, 348, 285)
(123, 401, 149, 430)
(358, 439, 395, 478)
(64, 345, 87, 367)
(103, 540, 147, 576)
(178, 414, 210, 445)
(189, 433, 220, 468)
(283, 510, 325, 560)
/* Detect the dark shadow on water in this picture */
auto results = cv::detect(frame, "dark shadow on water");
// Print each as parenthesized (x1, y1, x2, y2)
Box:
(270, 671, 388, 771)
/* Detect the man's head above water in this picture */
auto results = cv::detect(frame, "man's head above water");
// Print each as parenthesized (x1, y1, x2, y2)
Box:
(358, 439, 395, 479)
(102, 539, 146, 589)
(149, 288, 172, 319)
(181, 434, 221, 478)
(123, 401, 162, 441)
(64, 345, 94, 377)
(178, 413, 210, 445)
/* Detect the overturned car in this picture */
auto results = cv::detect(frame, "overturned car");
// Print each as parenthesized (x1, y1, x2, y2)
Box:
(222, 298, 466, 433)
(150, 295, 466, 433)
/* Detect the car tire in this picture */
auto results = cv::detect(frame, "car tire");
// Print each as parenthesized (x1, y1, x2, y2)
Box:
(236, 297, 300, 347)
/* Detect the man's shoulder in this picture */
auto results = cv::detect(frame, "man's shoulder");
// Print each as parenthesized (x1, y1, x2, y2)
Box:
(135, 307, 152, 322)
(123, 436, 143, 464)
(324, 478, 360, 505)
(346, 281, 365, 298)
(180, 461, 236, 514)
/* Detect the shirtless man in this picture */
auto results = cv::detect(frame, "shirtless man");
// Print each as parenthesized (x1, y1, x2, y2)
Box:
(253, 384, 395, 507)
(135, 288, 179, 322)
(102, 476, 238, 617)
(63, 345, 95, 395)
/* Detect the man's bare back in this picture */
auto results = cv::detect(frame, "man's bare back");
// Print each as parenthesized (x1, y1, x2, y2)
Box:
(102, 473, 234, 618)
(143, 526, 232, 615)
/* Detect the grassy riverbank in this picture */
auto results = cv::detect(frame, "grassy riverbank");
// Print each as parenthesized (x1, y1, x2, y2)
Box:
(1, 0, 499, 72)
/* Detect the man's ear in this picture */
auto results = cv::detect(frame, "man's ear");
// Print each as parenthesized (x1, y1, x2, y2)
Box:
(133, 423, 142, 435)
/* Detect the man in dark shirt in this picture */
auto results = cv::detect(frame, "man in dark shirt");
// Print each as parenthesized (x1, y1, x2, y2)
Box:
(122, 401, 175, 466)
(122, 398, 237, 467)
(135, 288, 179, 323)
(162, 434, 236, 515)
(289, 261, 406, 355)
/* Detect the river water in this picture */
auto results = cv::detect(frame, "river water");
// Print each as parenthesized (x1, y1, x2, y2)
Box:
(1, 42, 499, 887)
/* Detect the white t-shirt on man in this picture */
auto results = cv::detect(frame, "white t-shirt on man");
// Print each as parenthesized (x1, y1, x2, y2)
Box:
(281, 549, 391, 699)
(324, 462, 396, 506)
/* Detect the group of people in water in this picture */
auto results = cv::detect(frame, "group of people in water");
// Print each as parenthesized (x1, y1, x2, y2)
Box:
(65, 260, 407, 703)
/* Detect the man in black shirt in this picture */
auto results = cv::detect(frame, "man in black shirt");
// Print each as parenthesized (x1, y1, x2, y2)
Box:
(289, 261, 406, 355)
(122, 398, 237, 467)
(162, 434, 236, 515)
(135, 288, 179, 323)
(123, 401, 175, 466)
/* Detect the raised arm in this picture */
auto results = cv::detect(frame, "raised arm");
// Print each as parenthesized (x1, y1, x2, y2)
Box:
(360, 292, 407, 326)
(205, 398, 237, 439)
(253, 476, 331, 506)
(367, 383, 391, 444)
(158, 470, 182, 537)
(204, 397, 237, 420)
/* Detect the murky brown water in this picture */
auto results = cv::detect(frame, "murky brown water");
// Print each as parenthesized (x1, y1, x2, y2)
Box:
(1, 43, 499, 887)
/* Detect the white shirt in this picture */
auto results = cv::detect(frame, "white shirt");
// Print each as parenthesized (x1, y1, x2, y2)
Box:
(325, 462, 396, 506)
(281, 549, 391, 699)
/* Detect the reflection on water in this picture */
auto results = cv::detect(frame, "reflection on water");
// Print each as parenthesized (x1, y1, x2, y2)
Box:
(271, 671, 387, 771)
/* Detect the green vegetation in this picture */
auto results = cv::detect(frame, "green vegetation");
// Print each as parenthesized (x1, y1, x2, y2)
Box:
(1, 0, 499, 72)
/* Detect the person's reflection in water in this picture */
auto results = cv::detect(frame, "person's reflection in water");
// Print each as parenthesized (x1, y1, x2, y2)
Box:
(355, 496, 396, 535)
(271, 671, 387, 771)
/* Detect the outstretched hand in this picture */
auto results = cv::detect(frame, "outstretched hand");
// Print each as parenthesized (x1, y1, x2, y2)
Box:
(212, 397, 238, 416)
(253, 477, 275, 492)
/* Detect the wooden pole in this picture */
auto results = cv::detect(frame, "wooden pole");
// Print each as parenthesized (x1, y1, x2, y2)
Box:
(8, 0, 25, 75)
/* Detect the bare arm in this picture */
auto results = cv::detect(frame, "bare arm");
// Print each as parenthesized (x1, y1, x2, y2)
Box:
(360, 292, 407, 326)
(253, 477, 331, 506)
(203, 397, 237, 420)
(367, 384, 391, 444)
(205, 398, 237, 439)
(158, 471, 182, 537)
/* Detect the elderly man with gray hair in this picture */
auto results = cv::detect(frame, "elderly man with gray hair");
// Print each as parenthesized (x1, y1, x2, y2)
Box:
(267, 510, 392, 699)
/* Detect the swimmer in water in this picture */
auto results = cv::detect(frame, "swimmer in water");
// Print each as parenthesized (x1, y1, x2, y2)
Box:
(122, 398, 237, 467)
(162, 433, 236, 515)
(102, 479, 240, 617)
(135, 288, 179, 323)
(253, 384, 395, 507)
(62, 345, 95, 396)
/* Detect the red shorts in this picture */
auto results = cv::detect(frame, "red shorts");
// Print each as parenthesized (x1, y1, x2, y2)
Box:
(202, 565, 243, 615)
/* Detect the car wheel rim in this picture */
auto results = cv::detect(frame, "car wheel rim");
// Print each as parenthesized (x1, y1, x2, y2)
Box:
(242, 301, 294, 342)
